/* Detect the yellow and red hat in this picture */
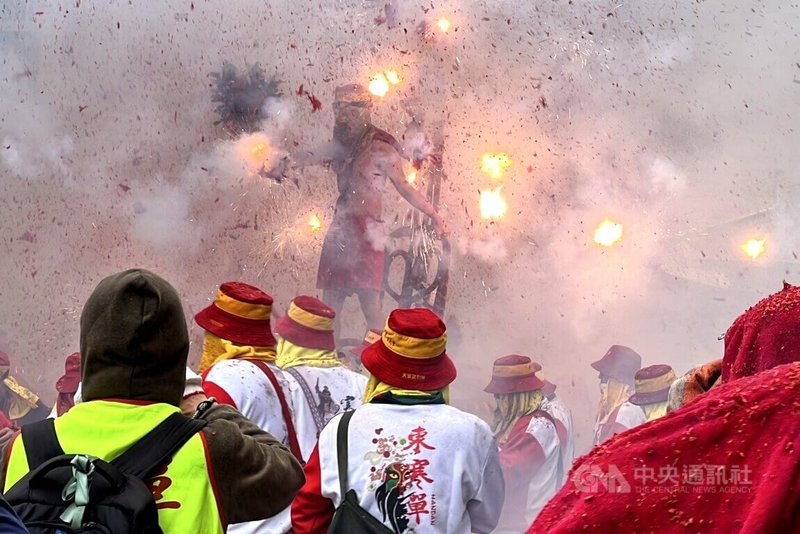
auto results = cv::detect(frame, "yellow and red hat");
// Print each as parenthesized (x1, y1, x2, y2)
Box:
(361, 308, 456, 390)
(194, 282, 276, 347)
(275, 296, 336, 350)
(484, 355, 545, 394)
(628, 364, 677, 405)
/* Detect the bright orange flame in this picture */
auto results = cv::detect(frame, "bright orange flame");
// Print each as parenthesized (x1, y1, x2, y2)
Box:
(384, 70, 401, 85)
(308, 214, 322, 233)
(407, 171, 417, 184)
(369, 74, 390, 97)
(479, 186, 507, 220)
(481, 153, 512, 179)
(741, 238, 766, 260)
(593, 219, 624, 247)
(235, 133, 273, 174)
(437, 18, 451, 33)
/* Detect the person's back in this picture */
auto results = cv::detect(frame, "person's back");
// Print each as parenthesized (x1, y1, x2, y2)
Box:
(291, 308, 504, 533)
(196, 281, 301, 534)
(281, 364, 367, 459)
(1, 269, 304, 533)
(275, 295, 368, 460)
(300, 402, 500, 533)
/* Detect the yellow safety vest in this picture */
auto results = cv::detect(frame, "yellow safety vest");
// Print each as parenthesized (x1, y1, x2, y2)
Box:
(4, 400, 224, 534)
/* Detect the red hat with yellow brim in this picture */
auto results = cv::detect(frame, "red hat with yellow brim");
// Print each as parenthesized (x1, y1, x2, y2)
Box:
(361, 308, 456, 391)
(275, 296, 336, 351)
(195, 282, 277, 347)
(628, 364, 677, 405)
(484, 355, 545, 394)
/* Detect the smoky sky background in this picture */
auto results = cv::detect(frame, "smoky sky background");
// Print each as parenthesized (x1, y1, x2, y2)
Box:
(1, 0, 799, 452)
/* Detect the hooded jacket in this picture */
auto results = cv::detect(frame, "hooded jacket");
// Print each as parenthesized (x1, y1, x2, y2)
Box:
(1, 269, 304, 529)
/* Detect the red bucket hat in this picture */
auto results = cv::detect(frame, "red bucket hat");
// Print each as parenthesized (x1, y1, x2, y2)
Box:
(591, 345, 642, 385)
(56, 352, 81, 394)
(361, 308, 456, 391)
(195, 282, 277, 347)
(484, 355, 545, 394)
(275, 296, 336, 351)
(628, 364, 677, 405)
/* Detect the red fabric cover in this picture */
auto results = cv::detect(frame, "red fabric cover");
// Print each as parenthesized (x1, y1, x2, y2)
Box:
(316, 214, 384, 292)
(361, 308, 456, 390)
(590, 345, 641, 385)
(291, 444, 335, 534)
(498, 413, 547, 532)
(529, 361, 800, 534)
(0, 351, 8, 367)
(722, 282, 800, 383)
(484, 355, 545, 394)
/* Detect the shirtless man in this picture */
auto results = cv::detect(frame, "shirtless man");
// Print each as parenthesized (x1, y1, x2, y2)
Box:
(316, 83, 445, 334)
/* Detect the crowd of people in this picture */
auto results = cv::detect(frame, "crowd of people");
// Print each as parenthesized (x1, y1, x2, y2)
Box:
(0, 270, 797, 532)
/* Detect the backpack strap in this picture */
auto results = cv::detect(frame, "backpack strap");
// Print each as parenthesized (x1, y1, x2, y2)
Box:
(111, 412, 207, 479)
(336, 410, 355, 499)
(247, 359, 304, 462)
(284, 367, 326, 435)
(21, 418, 65, 470)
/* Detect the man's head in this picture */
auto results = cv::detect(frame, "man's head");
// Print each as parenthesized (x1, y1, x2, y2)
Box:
(591, 345, 642, 387)
(275, 296, 336, 351)
(80, 269, 189, 406)
(628, 364, 676, 406)
(333, 83, 372, 146)
(361, 308, 456, 391)
(484, 355, 544, 397)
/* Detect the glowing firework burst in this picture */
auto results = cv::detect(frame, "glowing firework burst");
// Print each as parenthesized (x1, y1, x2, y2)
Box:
(593, 219, 624, 247)
(481, 153, 512, 179)
(741, 238, 766, 260)
(308, 214, 322, 232)
(234, 132, 274, 175)
(406, 171, 417, 184)
(369, 70, 401, 97)
(437, 18, 451, 33)
(384, 70, 401, 85)
(479, 186, 507, 220)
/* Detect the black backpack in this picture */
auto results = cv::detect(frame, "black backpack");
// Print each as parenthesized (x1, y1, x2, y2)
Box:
(5, 413, 207, 534)
(327, 410, 393, 534)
